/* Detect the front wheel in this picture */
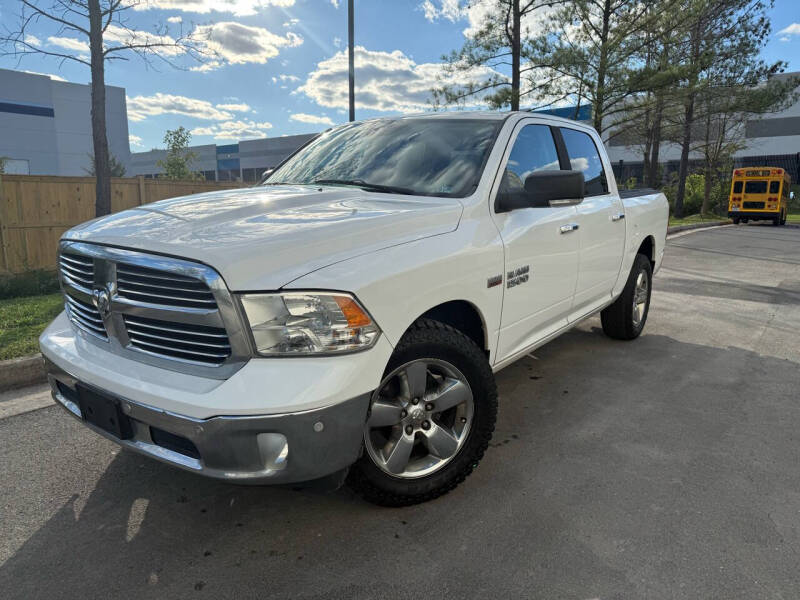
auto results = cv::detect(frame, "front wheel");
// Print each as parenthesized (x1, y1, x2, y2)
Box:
(601, 253, 653, 340)
(347, 319, 497, 506)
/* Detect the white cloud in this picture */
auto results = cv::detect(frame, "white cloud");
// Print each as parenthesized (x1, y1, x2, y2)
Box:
(24, 34, 41, 46)
(216, 102, 251, 112)
(290, 113, 334, 126)
(130, 0, 295, 17)
(780, 36, 791, 42)
(333, 36, 342, 48)
(330, 0, 340, 7)
(22, 70, 67, 81)
(778, 23, 800, 36)
(193, 22, 302, 68)
(191, 119, 273, 140)
(298, 46, 500, 112)
(271, 73, 300, 83)
(283, 18, 299, 27)
(47, 36, 89, 52)
(127, 93, 235, 122)
(420, 0, 463, 22)
(129, 134, 144, 147)
(167, 15, 182, 23)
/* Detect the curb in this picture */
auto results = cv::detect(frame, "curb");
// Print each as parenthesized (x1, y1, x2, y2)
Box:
(0, 354, 46, 392)
(667, 220, 731, 235)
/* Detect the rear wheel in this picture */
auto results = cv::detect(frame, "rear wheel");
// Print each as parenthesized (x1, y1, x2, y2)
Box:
(732, 217, 740, 225)
(773, 215, 780, 226)
(601, 253, 652, 341)
(781, 211, 787, 226)
(347, 319, 497, 506)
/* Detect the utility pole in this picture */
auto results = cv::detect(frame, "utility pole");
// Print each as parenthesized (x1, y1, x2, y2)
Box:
(348, 0, 355, 122)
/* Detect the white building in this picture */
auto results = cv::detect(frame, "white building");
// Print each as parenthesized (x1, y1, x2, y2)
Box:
(0, 68, 130, 176)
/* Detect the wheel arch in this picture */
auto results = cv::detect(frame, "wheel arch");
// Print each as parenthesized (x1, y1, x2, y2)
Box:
(637, 235, 656, 269)
(408, 300, 489, 356)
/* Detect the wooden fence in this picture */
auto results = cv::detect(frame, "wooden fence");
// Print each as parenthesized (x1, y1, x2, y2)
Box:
(0, 175, 246, 274)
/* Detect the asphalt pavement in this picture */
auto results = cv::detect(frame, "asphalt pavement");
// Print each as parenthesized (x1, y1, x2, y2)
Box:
(2, 223, 799, 599)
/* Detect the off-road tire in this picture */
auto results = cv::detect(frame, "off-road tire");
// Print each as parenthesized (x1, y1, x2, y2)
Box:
(347, 319, 497, 507)
(601, 253, 653, 341)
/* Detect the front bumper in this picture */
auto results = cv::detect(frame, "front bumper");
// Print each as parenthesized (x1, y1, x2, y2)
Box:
(45, 356, 371, 484)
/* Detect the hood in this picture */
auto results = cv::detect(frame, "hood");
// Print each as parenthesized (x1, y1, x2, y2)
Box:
(63, 185, 463, 290)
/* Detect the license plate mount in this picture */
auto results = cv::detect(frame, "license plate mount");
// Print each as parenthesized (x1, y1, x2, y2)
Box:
(76, 384, 133, 440)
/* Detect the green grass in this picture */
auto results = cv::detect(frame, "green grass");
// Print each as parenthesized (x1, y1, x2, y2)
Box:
(669, 214, 730, 227)
(0, 293, 63, 361)
(787, 213, 800, 224)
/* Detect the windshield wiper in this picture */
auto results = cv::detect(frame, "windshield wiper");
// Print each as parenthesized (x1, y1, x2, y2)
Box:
(314, 178, 417, 195)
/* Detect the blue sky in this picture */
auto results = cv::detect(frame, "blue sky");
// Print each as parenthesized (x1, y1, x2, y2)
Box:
(1, 0, 798, 152)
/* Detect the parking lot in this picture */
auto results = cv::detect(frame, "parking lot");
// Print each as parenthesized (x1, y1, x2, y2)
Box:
(2, 224, 799, 599)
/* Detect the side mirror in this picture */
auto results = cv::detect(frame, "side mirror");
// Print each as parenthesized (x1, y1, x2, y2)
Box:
(496, 170, 585, 213)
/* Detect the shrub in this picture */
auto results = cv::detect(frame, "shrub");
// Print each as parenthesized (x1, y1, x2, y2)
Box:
(0, 270, 60, 300)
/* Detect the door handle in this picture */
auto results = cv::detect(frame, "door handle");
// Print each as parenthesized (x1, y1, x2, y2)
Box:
(611, 213, 625, 221)
(559, 223, 579, 234)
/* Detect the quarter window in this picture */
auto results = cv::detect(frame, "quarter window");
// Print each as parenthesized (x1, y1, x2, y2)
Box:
(559, 128, 609, 196)
(500, 125, 561, 193)
(769, 180, 780, 194)
(732, 181, 743, 194)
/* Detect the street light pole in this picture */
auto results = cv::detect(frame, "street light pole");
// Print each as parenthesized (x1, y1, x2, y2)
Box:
(348, 0, 355, 122)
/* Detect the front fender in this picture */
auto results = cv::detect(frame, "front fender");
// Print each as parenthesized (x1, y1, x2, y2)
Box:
(284, 224, 505, 365)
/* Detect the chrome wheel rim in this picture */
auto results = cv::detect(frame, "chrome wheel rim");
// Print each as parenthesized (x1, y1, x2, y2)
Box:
(364, 358, 474, 479)
(632, 270, 649, 328)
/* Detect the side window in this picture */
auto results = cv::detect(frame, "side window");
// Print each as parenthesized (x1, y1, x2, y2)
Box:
(732, 181, 743, 194)
(560, 127, 609, 196)
(500, 125, 561, 194)
(769, 180, 780, 194)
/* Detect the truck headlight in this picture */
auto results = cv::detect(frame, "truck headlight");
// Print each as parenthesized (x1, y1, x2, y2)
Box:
(239, 292, 380, 356)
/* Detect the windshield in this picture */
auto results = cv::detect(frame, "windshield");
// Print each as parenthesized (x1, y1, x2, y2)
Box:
(265, 118, 502, 197)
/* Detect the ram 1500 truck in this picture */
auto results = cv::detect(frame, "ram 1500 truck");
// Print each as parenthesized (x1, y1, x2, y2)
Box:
(40, 112, 668, 506)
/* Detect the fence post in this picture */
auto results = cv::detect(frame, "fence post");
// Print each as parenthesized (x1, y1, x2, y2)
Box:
(138, 175, 146, 206)
(0, 174, 9, 273)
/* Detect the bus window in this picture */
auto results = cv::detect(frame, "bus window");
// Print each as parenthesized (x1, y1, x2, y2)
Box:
(769, 181, 780, 194)
(733, 181, 743, 193)
(745, 181, 767, 194)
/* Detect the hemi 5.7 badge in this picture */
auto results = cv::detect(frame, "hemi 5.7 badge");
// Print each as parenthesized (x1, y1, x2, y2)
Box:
(506, 265, 530, 288)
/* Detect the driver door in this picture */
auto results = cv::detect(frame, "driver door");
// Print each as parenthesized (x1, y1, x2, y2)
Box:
(490, 121, 580, 364)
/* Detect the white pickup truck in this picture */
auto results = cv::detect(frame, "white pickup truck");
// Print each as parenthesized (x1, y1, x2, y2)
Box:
(41, 112, 667, 506)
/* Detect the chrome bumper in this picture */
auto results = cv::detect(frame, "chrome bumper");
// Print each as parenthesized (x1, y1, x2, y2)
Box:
(45, 357, 371, 484)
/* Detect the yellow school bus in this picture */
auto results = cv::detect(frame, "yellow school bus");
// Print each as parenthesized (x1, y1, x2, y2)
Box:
(728, 167, 790, 226)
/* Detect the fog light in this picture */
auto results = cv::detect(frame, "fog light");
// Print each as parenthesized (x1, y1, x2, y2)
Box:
(257, 433, 288, 471)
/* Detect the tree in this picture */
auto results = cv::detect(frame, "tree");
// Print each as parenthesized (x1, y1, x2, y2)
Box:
(157, 126, 202, 180)
(435, 0, 564, 111)
(528, 0, 676, 134)
(0, 156, 7, 174)
(84, 153, 127, 177)
(0, 1, 203, 217)
(671, 0, 787, 218)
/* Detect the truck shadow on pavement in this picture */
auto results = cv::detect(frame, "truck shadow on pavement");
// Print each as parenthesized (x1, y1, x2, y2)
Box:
(2, 327, 800, 600)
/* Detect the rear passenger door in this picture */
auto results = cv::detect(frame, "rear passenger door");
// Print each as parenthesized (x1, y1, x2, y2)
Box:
(559, 127, 626, 318)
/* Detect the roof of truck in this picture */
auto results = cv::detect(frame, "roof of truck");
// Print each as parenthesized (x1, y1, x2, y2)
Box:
(390, 110, 589, 127)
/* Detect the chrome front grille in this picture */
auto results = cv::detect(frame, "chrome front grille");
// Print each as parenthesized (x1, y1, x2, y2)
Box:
(58, 242, 249, 378)
(117, 263, 218, 309)
(59, 253, 94, 289)
(65, 293, 108, 340)
(124, 315, 231, 365)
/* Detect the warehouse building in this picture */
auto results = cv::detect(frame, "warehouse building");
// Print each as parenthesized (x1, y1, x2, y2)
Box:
(127, 134, 317, 182)
(0, 68, 130, 176)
